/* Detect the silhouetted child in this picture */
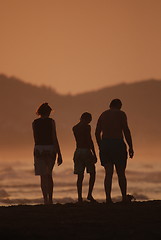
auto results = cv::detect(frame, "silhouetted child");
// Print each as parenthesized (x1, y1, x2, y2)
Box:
(72, 112, 97, 203)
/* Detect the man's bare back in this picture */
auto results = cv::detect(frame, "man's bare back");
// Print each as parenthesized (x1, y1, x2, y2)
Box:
(96, 109, 127, 139)
(96, 108, 133, 154)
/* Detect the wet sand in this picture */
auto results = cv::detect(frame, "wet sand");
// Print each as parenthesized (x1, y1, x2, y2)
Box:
(0, 200, 161, 240)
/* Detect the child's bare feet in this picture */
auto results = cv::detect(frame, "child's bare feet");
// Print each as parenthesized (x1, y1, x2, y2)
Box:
(87, 195, 97, 203)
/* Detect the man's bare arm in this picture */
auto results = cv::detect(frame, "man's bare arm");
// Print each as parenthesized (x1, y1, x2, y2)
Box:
(122, 113, 134, 158)
(95, 118, 102, 149)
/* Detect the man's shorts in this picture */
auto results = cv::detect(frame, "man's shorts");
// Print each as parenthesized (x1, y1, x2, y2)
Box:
(34, 145, 56, 176)
(99, 138, 127, 168)
(73, 148, 96, 174)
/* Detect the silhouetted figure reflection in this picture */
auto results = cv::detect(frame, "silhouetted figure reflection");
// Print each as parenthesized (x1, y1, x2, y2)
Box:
(72, 112, 97, 203)
(32, 103, 63, 204)
(95, 99, 134, 203)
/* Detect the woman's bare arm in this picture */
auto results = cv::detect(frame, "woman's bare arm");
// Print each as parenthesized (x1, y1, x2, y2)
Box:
(52, 120, 63, 165)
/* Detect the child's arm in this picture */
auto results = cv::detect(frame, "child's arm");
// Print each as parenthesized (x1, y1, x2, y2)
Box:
(88, 126, 97, 163)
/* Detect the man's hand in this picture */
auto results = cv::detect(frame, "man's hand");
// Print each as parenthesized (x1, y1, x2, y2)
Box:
(129, 148, 134, 158)
(57, 154, 63, 166)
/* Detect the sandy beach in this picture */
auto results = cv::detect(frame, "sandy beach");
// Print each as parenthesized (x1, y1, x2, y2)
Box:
(0, 200, 161, 240)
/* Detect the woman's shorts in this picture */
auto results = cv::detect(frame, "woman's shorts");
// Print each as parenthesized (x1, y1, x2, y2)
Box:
(99, 138, 127, 168)
(73, 148, 96, 174)
(34, 145, 56, 176)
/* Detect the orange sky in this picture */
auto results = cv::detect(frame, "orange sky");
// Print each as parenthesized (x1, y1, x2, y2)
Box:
(0, 0, 161, 94)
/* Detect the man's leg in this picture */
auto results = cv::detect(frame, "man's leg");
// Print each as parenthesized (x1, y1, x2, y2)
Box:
(104, 162, 114, 202)
(115, 164, 127, 201)
(77, 173, 84, 202)
(87, 170, 96, 201)
(40, 175, 48, 204)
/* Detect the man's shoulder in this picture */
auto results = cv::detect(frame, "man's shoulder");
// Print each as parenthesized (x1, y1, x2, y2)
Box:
(99, 109, 127, 117)
(99, 110, 109, 116)
(119, 110, 127, 116)
(102, 110, 109, 114)
(98, 110, 111, 119)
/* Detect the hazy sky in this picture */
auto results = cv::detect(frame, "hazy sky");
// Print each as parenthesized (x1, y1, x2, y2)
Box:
(0, 0, 161, 94)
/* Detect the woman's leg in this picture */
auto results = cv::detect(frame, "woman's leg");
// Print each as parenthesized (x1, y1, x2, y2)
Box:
(40, 174, 54, 204)
(46, 155, 55, 204)
(40, 175, 48, 204)
(47, 174, 54, 204)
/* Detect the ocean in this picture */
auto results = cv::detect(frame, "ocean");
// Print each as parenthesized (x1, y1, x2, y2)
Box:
(0, 152, 161, 205)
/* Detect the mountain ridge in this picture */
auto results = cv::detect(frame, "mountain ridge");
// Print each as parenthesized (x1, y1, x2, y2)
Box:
(0, 74, 161, 157)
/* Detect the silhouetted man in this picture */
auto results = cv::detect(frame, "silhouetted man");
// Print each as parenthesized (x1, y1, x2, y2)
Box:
(73, 112, 97, 203)
(95, 99, 134, 203)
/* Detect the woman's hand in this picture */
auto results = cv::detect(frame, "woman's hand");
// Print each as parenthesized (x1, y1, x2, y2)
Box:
(57, 154, 63, 166)
(129, 148, 134, 158)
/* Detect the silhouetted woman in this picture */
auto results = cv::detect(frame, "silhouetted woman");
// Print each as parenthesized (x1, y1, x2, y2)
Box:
(32, 103, 63, 204)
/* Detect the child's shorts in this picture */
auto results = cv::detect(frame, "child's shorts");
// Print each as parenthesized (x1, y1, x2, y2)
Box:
(73, 148, 96, 174)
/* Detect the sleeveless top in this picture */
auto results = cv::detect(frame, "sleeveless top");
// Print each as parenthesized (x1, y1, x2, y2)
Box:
(32, 118, 54, 145)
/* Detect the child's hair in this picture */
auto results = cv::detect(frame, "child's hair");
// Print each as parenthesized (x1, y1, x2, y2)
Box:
(36, 103, 52, 116)
(109, 99, 122, 109)
(80, 112, 92, 121)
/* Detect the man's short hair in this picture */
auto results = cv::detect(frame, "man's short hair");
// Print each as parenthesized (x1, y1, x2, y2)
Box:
(80, 112, 92, 121)
(109, 99, 122, 109)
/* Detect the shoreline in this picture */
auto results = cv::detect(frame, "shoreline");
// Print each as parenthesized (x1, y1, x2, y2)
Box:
(0, 200, 161, 239)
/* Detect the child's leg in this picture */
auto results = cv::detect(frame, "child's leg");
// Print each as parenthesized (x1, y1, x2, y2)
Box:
(87, 171, 96, 201)
(47, 174, 54, 204)
(77, 173, 84, 202)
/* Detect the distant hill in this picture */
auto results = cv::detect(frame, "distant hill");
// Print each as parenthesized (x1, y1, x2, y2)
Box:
(0, 74, 161, 157)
